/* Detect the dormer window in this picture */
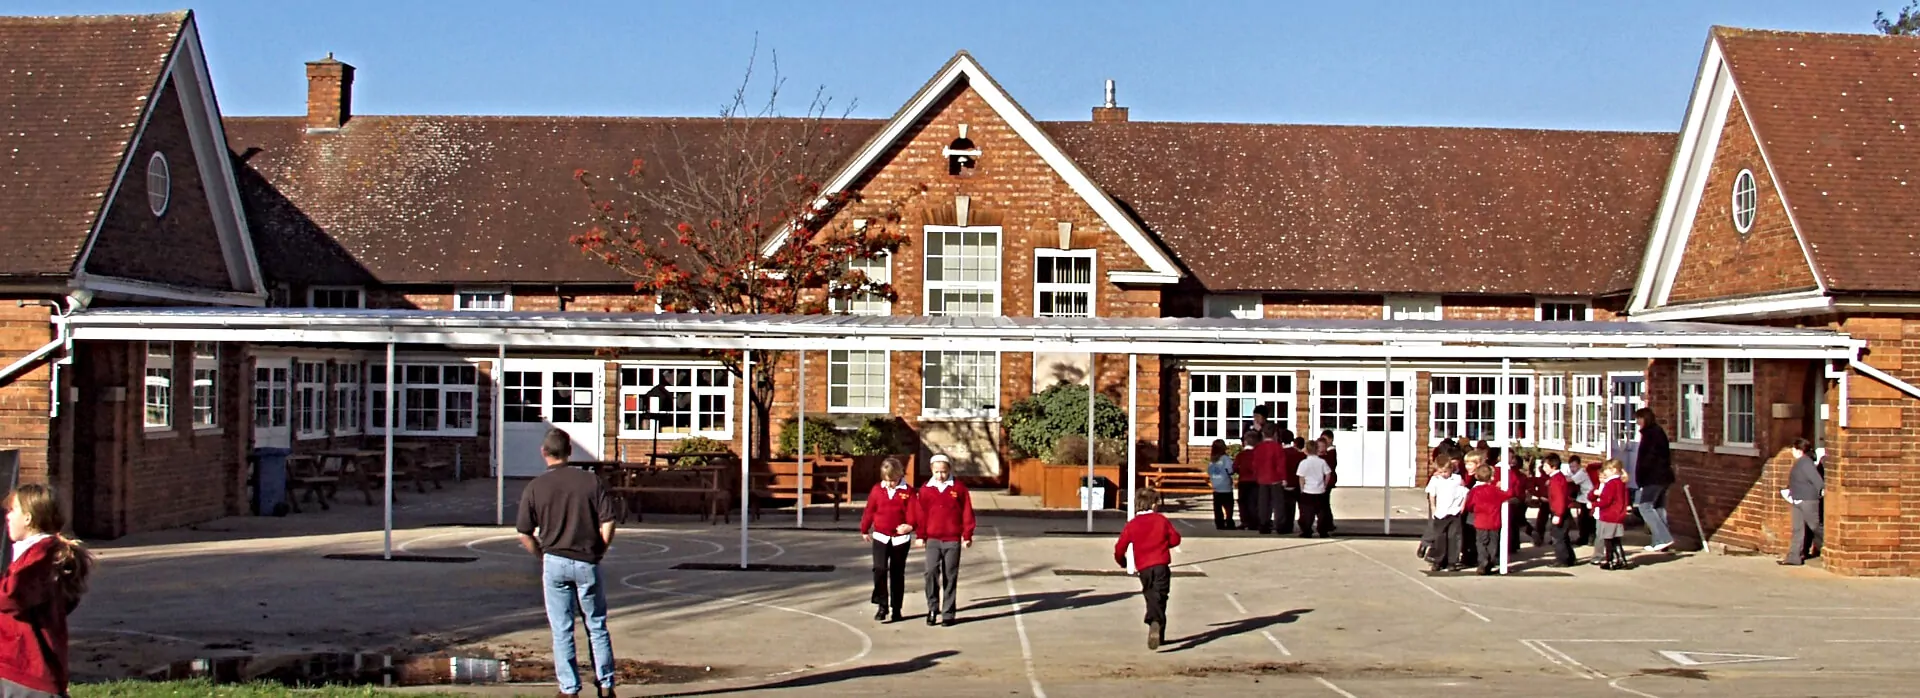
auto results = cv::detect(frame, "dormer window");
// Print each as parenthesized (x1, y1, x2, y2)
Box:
(944, 123, 980, 176)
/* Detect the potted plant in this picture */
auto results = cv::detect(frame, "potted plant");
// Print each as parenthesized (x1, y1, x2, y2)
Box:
(1002, 383, 1127, 499)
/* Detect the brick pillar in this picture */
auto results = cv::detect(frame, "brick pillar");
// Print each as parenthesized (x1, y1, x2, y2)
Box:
(1826, 316, 1919, 576)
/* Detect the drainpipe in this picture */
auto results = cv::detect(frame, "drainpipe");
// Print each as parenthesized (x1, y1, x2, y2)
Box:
(3, 293, 89, 417)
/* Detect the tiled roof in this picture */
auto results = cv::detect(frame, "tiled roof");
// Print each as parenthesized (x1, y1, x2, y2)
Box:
(1045, 122, 1676, 295)
(230, 115, 1674, 295)
(0, 12, 185, 278)
(1715, 26, 1920, 293)
(224, 116, 885, 285)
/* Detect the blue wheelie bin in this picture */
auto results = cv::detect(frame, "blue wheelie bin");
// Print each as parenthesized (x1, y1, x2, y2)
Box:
(252, 447, 292, 516)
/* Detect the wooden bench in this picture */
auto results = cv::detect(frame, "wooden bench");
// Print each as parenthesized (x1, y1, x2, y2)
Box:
(612, 486, 728, 525)
(749, 468, 846, 522)
(1142, 463, 1217, 505)
(412, 459, 451, 490)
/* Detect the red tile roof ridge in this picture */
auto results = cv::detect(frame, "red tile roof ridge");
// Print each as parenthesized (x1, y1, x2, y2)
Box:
(0, 10, 188, 24)
(1040, 120, 1672, 137)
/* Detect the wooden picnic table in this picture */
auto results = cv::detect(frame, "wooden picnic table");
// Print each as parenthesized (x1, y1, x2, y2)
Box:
(581, 462, 730, 524)
(393, 442, 451, 489)
(317, 447, 421, 504)
(284, 454, 338, 512)
(748, 463, 848, 522)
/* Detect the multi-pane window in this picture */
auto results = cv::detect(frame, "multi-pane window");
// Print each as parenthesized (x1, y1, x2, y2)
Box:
(308, 286, 364, 309)
(922, 351, 999, 417)
(830, 350, 889, 413)
(144, 343, 172, 430)
(1678, 359, 1708, 442)
(367, 364, 478, 435)
(295, 361, 327, 439)
(455, 288, 511, 311)
(1724, 359, 1755, 447)
(618, 365, 732, 437)
(1611, 377, 1644, 443)
(1385, 295, 1443, 321)
(1571, 374, 1606, 452)
(191, 342, 218, 428)
(1203, 294, 1262, 320)
(1537, 301, 1590, 322)
(832, 253, 892, 316)
(1429, 376, 1531, 444)
(1034, 250, 1095, 318)
(1318, 380, 1360, 432)
(254, 364, 289, 430)
(1190, 373, 1292, 443)
(1539, 375, 1567, 447)
(924, 227, 1000, 317)
(334, 362, 363, 435)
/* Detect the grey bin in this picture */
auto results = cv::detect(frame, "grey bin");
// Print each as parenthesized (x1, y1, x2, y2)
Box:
(251, 447, 292, 516)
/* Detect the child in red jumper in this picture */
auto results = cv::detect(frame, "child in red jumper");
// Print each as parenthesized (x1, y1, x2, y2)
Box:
(909, 455, 975, 626)
(1546, 459, 1576, 567)
(1115, 489, 1181, 650)
(859, 457, 917, 623)
(1593, 460, 1632, 570)
(1464, 465, 1511, 575)
(0, 484, 95, 698)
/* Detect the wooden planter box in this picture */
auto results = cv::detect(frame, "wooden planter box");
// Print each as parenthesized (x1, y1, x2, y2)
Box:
(1006, 458, 1126, 509)
(1007, 457, 1046, 496)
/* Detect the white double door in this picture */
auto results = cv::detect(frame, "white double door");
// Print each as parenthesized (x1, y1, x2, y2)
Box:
(501, 359, 605, 477)
(1311, 372, 1417, 487)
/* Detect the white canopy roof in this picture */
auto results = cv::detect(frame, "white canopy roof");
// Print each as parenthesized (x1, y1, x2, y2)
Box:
(63, 308, 1860, 360)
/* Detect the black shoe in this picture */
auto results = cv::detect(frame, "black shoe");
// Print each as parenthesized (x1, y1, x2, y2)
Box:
(1298, 533, 1314, 539)
(1428, 563, 1444, 573)
(927, 613, 939, 626)
(874, 607, 888, 622)
(890, 610, 904, 623)
(1147, 622, 1163, 650)
(941, 617, 956, 627)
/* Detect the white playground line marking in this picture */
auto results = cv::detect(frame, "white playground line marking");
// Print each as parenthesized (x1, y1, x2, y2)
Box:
(72, 627, 201, 645)
(1658, 650, 1794, 667)
(1520, 639, 1607, 680)
(993, 527, 1048, 698)
(616, 571, 874, 681)
(1461, 606, 1493, 623)
(1222, 593, 1291, 656)
(1607, 676, 1665, 698)
(1338, 541, 1920, 622)
(461, 533, 728, 563)
(1314, 676, 1360, 698)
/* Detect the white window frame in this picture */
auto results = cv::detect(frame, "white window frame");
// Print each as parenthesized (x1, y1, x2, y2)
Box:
(1427, 374, 1532, 446)
(334, 361, 363, 436)
(308, 286, 366, 309)
(454, 287, 513, 311)
(1535, 299, 1593, 322)
(616, 362, 734, 439)
(828, 349, 891, 414)
(1537, 374, 1567, 449)
(147, 152, 170, 217)
(1732, 169, 1758, 235)
(921, 350, 1001, 419)
(1384, 295, 1443, 321)
(144, 342, 173, 432)
(1678, 359, 1708, 443)
(1033, 248, 1097, 318)
(1188, 372, 1293, 445)
(366, 363, 480, 437)
(190, 342, 218, 430)
(1723, 358, 1756, 449)
(923, 225, 1002, 317)
(1203, 294, 1263, 320)
(831, 251, 893, 316)
(1571, 374, 1606, 453)
(295, 360, 328, 440)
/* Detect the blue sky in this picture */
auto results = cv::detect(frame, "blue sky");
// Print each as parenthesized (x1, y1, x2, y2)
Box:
(7, 0, 1905, 131)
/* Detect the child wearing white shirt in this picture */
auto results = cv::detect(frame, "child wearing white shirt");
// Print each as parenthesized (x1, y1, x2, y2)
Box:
(1424, 461, 1470, 572)
(1294, 442, 1335, 538)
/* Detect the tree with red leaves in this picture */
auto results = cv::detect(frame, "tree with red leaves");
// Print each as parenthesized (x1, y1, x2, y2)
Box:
(571, 46, 913, 459)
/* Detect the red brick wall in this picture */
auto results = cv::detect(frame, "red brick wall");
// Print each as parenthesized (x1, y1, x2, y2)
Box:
(0, 303, 55, 485)
(1653, 357, 1815, 557)
(1263, 295, 1383, 320)
(83, 79, 236, 291)
(1666, 95, 1819, 303)
(1823, 316, 1920, 576)
(123, 341, 249, 533)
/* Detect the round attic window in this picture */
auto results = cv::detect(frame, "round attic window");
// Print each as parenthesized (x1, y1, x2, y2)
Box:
(146, 152, 170, 217)
(1731, 168, 1757, 235)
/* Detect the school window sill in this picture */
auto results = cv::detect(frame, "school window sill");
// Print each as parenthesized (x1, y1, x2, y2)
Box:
(192, 426, 224, 437)
(827, 406, 891, 416)
(144, 427, 179, 439)
(918, 413, 1001, 422)
(1672, 441, 1710, 453)
(1717, 444, 1762, 458)
(616, 432, 732, 441)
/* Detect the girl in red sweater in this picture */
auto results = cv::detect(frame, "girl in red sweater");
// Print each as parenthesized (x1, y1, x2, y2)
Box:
(0, 484, 95, 697)
(859, 458, 916, 623)
(1593, 460, 1632, 570)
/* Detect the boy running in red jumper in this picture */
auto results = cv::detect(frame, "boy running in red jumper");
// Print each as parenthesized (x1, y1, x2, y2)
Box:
(1116, 489, 1182, 649)
(1464, 465, 1511, 575)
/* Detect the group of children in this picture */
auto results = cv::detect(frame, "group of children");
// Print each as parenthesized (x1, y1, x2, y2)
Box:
(1204, 413, 1339, 538)
(1420, 440, 1634, 574)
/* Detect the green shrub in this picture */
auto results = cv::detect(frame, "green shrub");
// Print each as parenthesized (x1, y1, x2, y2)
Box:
(1004, 383, 1127, 459)
(667, 435, 732, 468)
(1048, 434, 1128, 466)
(845, 416, 912, 455)
(776, 416, 844, 457)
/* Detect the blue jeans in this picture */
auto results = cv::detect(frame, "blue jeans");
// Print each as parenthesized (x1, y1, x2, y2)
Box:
(1635, 484, 1673, 547)
(543, 554, 615, 694)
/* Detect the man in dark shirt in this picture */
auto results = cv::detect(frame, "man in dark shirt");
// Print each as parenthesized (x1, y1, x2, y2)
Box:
(517, 429, 618, 698)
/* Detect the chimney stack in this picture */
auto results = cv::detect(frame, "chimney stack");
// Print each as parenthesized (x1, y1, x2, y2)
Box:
(305, 53, 355, 131)
(1092, 78, 1128, 123)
